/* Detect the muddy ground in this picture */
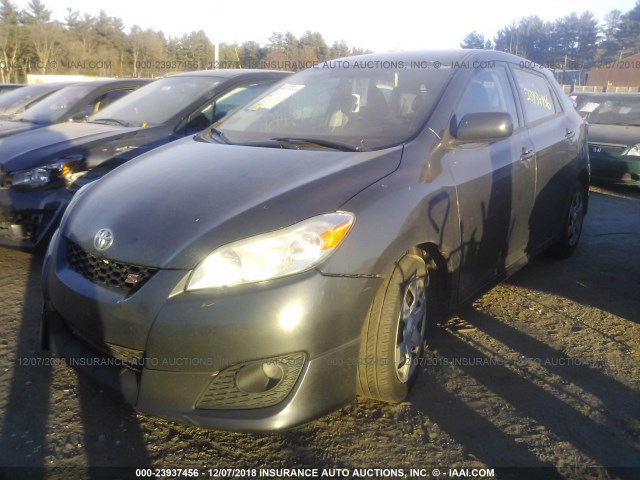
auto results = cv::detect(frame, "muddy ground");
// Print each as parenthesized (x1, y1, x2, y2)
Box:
(0, 185, 639, 480)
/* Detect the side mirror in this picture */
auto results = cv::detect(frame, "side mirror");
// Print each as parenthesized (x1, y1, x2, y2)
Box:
(454, 112, 513, 142)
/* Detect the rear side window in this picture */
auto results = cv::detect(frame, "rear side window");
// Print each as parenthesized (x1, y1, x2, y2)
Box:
(513, 69, 558, 124)
(454, 66, 519, 129)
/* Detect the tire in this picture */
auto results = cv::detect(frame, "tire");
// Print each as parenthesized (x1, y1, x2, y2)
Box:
(550, 181, 586, 258)
(356, 253, 428, 403)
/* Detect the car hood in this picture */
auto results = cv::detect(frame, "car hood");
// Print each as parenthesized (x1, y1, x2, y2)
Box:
(0, 119, 35, 138)
(0, 122, 144, 172)
(63, 138, 403, 270)
(588, 124, 640, 147)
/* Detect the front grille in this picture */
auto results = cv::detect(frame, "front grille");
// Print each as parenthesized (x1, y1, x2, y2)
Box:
(66, 239, 157, 292)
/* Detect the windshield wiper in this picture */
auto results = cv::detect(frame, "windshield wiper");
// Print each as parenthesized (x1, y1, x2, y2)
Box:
(272, 137, 363, 152)
(210, 127, 232, 144)
(208, 130, 365, 151)
(209, 129, 284, 148)
(90, 118, 131, 127)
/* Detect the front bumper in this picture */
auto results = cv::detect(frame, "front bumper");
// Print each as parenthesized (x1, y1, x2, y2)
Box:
(589, 145, 640, 186)
(42, 233, 380, 431)
(0, 185, 72, 248)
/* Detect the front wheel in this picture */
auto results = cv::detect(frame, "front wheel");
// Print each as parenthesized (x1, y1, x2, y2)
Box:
(550, 181, 586, 258)
(356, 253, 428, 403)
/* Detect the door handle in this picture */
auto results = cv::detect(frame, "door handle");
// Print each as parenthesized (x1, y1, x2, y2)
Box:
(565, 128, 575, 139)
(520, 148, 535, 162)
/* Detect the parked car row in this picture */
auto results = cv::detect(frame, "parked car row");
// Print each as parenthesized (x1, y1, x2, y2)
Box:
(27, 50, 591, 432)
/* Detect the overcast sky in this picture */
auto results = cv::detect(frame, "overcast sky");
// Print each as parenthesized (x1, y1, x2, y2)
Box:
(11, 0, 640, 52)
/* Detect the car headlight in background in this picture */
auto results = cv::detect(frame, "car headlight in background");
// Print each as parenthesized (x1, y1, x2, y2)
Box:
(187, 212, 355, 290)
(625, 144, 640, 157)
(11, 155, 84, 189)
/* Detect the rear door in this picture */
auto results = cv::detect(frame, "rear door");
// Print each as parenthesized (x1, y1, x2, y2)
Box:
(510, 67, 577, 253)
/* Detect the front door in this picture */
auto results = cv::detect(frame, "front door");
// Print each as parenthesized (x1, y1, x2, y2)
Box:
(444, 65, 536, 301)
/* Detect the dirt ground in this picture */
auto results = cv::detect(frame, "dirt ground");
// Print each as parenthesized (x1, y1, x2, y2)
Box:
(0, 185, 638, 480)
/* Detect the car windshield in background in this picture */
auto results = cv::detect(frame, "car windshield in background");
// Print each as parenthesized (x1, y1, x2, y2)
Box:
(90, 76, 223, 127)
(0, 84, 58, 116)
(578, 96, 640, 126)
(14, 84, 96, 123)
(212, 65, 454, 151)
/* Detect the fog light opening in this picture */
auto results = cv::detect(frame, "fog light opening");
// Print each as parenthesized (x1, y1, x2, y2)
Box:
(236, 362, 284, 393)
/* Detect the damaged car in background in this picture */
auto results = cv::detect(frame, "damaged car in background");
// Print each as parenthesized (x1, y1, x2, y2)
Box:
(0, 69, 289, 248)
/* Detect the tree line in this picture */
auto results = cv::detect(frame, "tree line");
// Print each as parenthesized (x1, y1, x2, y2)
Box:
(460, 1, 640, 70)
(0, 0, 371, 82)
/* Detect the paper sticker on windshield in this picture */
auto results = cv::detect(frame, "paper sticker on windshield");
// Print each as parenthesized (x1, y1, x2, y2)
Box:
(579, 102, 600, 113)
(247, 84, 305, 111)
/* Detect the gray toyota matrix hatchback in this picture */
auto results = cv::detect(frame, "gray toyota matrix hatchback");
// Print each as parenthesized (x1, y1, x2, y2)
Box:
(42, 50, 589, 432)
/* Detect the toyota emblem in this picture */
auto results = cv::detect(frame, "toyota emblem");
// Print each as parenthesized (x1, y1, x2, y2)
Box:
(93, 228, 114, 252)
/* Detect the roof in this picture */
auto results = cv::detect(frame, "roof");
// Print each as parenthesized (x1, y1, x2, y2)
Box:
(20, 82, 72, 90)
(76, 78, 153, 87)
(171, 69, 289, 78)
(336, 49, 532, 66)
(572, 92, 640, 100)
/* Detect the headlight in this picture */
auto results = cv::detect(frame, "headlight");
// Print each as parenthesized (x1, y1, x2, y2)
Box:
(625, 144, 640, 157)
(11, 155, 83, 189)
(187, 212, 355, 290)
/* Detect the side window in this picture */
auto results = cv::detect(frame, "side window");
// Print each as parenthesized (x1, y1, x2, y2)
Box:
(94, 89, 134, 113)
(512, 69, 558, 124)
(81, 89, 134, 117)
(213, 82, 274, 122)
(184, 82, 273, 131)
(454, 67, 519, 129)
(185, 100, 216, 131)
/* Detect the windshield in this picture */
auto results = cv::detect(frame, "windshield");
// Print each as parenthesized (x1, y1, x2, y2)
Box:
(578, 96, 640, 126)
(0, 84, 60, 116)
(15, 84, 95, 123)
(212, 64, 454, 151)
(91, 76, 223, 127)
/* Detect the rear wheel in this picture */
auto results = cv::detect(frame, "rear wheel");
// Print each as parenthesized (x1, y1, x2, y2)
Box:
(550, 181, 586, 258)
(356, 253, 428, 403)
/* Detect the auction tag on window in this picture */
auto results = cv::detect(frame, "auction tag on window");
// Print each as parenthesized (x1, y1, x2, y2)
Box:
(247, 84, 305, 111)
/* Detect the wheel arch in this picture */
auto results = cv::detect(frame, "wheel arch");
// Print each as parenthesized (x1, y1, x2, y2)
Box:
(578, 168, 590, 215)
(413, 241, 451, 323)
